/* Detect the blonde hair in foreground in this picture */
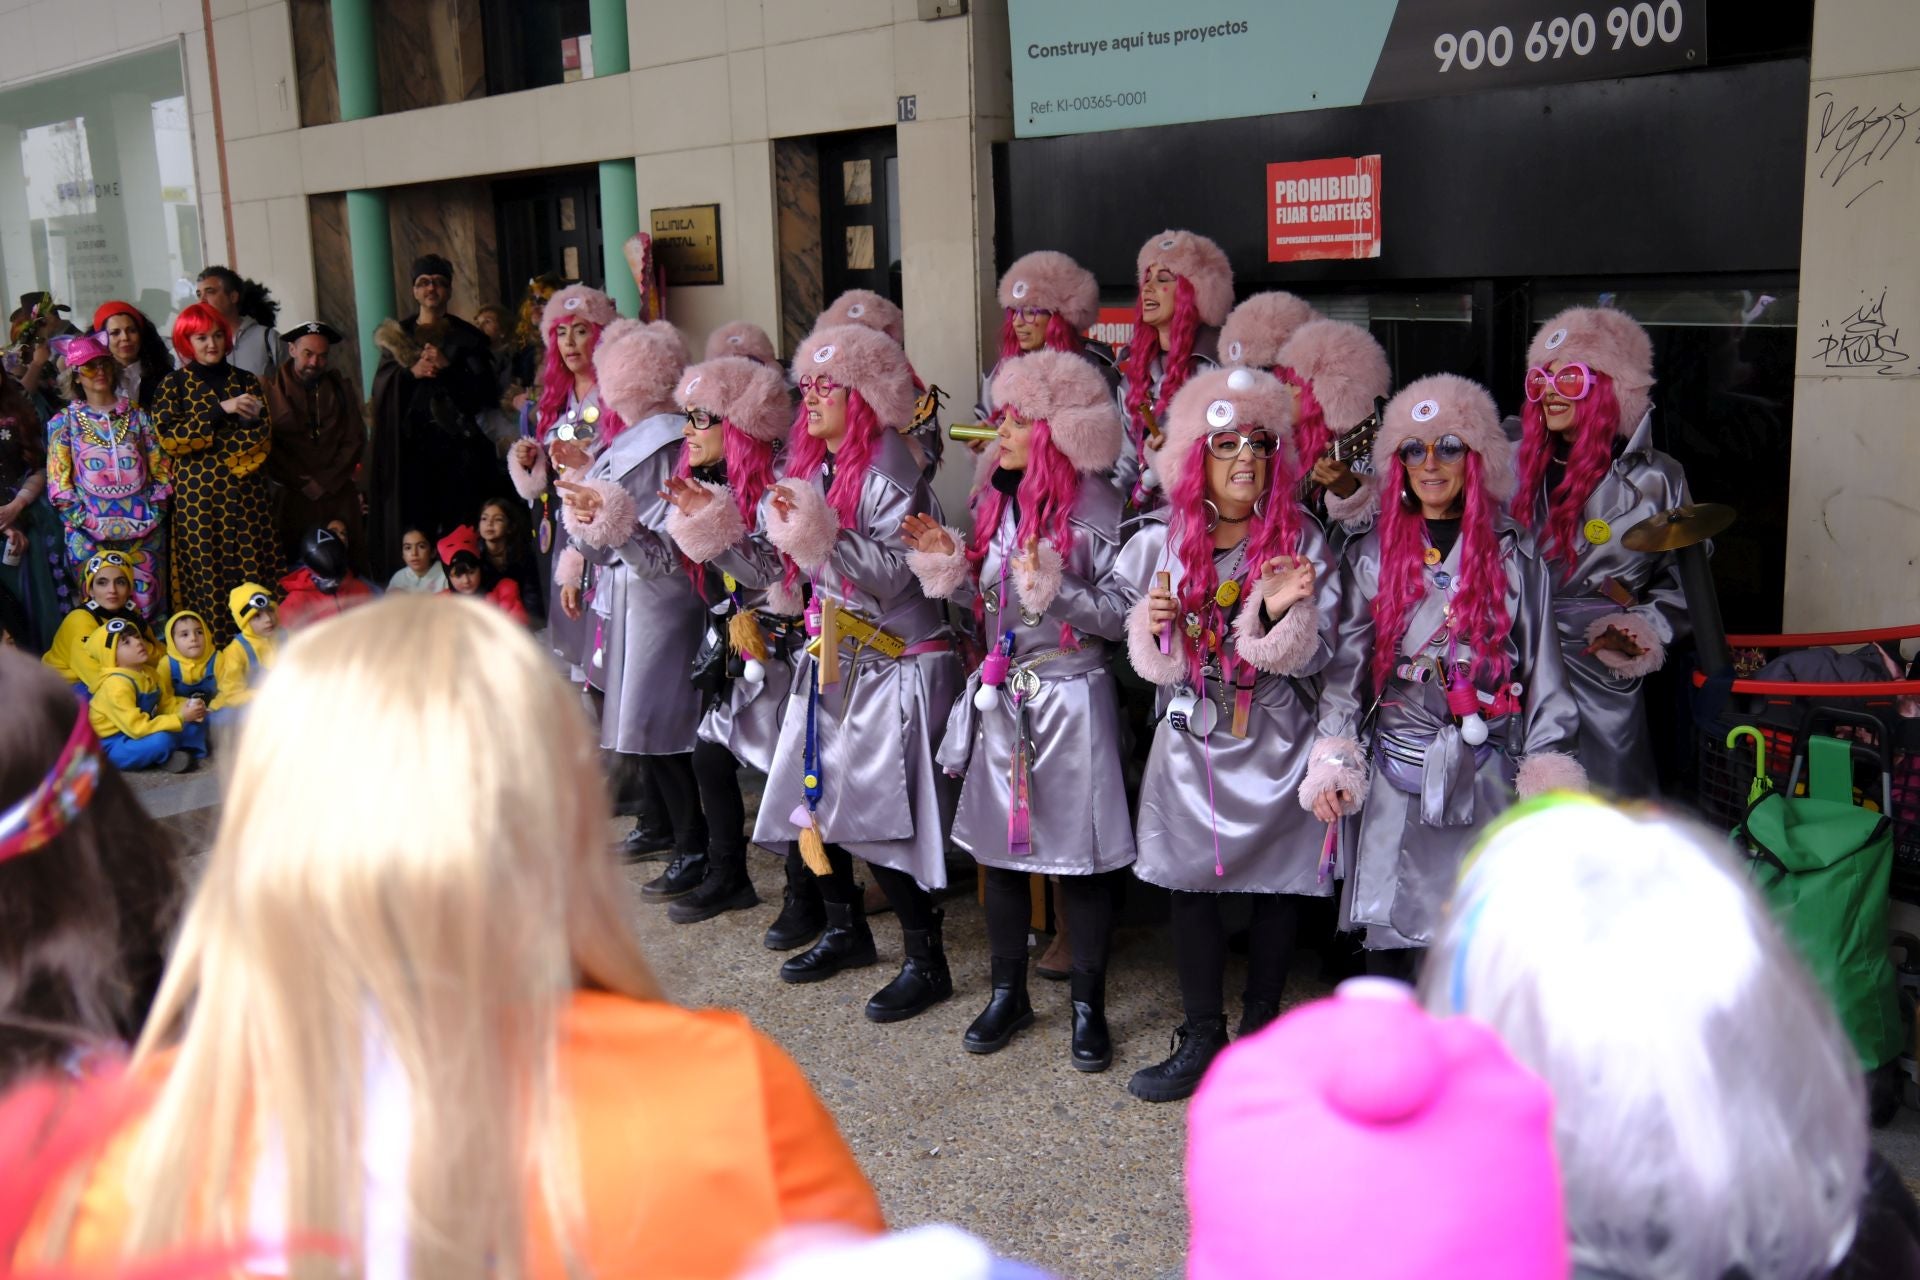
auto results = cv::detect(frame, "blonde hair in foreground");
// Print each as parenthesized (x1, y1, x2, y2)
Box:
(1423, 802, 1866, 1280)
(92, 595, 656, 1279)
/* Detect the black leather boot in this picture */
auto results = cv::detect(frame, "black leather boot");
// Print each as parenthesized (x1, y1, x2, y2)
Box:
(1069, 969, 1112, 1073)
(1237, 997, 1281, 1039)
(640, 851, 707, 900)
(667, 851, 760, 923)
(763, 851, 826, 950)
(962, 955, 1034, 1053)
(617, 821, 674, 861)
(1126, 1016, 1229, 1103)
(779, 899, 876, 983)
(864, 908, 953, 1023)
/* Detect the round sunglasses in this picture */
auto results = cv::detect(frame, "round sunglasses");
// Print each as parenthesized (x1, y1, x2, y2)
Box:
(1524, 362, 1593, 403)
(1205, 428, 1279, 461)
(1396, 434, 1470, 468)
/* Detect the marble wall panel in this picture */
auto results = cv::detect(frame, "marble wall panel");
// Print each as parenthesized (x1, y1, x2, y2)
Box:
(773, 136, 821, 357)
(375, 0, 486, 115)
(290, 0, 338, 128)
(307, 192, 358, 390)
(386, 180, 502, 320)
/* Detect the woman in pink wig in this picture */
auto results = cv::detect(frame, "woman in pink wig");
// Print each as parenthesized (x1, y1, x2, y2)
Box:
(1272, 317, 1393, 541)
(1302, 374, 1585, 963)
(751, 323, 962, 1024)
(507, 284, 621, 678)
(659, 355, 811, 930)
(1511, 307, 1691, 798)
(1112, 366, 1342, 1103)
(812, 288, 944, 482)
(553, 319, 711, 899)
(975, 250, 1118, 423)
(899, 349, 1132, 1070)
(1118, 229, 1233, 507)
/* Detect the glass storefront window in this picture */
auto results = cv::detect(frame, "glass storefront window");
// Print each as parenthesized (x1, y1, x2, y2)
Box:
(0, 45, 200, 325)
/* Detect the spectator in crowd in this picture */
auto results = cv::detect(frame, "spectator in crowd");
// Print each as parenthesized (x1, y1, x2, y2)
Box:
(194, 267, 283, 380)
(91, 301, 173, 411)
(1425, 799, 1920, 1280)
(7, 293, 72, 415)
(386, 524, 445, 594)
(278, 526, 374, 631)
(0, 648, 183, 1087)
(82, 619, 205, 774)
(510, 272, 564, 391)
(439, 524, 529, 625)
(367, 254, 503, 574)
(149, 304, 276, 648)
(212, 582, 278, 716)
(263, 321, 366, 568)
(11, 597, 884, 1278)
(41, 551, 151, 693)
(477, 497, 543, 625)
(0, 369, 69, 646)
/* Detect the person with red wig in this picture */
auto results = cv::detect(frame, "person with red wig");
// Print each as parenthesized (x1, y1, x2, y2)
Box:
(659, 355, 807, 926)
(975, 251, 1117, 424)
(148, 302, 275, 647)
(554, 319, 711, 899)
(900, 349, 1133, 1070)
(752, 323, 962, 1023)
(507, 284, 622, 679)
(1302, 374, 1585, 964)
(1272, 317, 1393, 542)
(1511, 307, 1691, 798)
(811, 289, 944, 483)
(1118, 230, 1233, 508)
(1113, 367, 1342, 1102)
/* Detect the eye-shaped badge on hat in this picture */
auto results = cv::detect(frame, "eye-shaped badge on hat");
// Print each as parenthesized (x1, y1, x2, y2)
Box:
(1545, 327, 1568, 350)
(811, 344, 835, 364)
(846, 303, 866, 319)
(564, 296, 583, 311)
(1206, 399, 1236, 428)
(1411, 398, 1440, 423)
(1158, 237, 1176, 250)
(685, 375, 702, 393)
(1010, 280, 1029, 300)
(1226, 368, 1256, 393)
(727, 334, 743, 346)
(1226, 341, 1243, 362)
(247, 592, 271, 613)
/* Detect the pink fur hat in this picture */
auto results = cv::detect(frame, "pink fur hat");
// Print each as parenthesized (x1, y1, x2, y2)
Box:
(1525, 306, 1656, 435)
(1220, 291, 1318, 369)
(1277, 319, 1392, 434)
(989, 349, 1124, 474)
(814, 289, 904, 345)
(540, 284, 616, 341)
(1153, 366, 1297, 494)
(676, 355, 791, 444)
(997, 250, 1100, 332)
(791, 323, 916, 428)
(704, 320, 777, 366)
(1375, 373, 1516, 502)
(592, 318, 690, 423)
(1137, 229, 1235, 328)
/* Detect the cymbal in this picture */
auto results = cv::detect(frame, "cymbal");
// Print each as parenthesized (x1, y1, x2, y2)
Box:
(1621, 502, 1737, 553)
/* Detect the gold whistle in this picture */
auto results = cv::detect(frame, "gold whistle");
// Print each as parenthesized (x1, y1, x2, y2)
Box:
(949, 421, 999, 442)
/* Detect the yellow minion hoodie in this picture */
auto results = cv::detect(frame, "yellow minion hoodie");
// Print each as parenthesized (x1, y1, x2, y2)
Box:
(83, 619, 181, 742)
(160, 609, 219, 712)
(214, 583, 279, 710)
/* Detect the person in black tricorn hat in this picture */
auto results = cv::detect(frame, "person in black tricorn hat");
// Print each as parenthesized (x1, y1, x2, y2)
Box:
(366, 254, 503, 577)
(264, 320, 366, 570)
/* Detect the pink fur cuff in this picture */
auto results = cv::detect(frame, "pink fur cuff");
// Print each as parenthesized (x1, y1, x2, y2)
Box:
(1585, 611, 1666, 679)
(1012, 541, 1065, 615)
(765, 481, 840, 572)
(508, 445, 548, 503)
(560, 476, 639, 550)
(1233, 594, 1319, 676)
(1516, 750, 1588, 798)
(1299, 736, 1369, 815)
(1126, 595, 1189, 687)
(665, 483, 747, 564)
(906, 529, 971, 599)
(553, 545, 585, 589)
(763, 579, 805, 617)
(1322, 480, 1377, 531)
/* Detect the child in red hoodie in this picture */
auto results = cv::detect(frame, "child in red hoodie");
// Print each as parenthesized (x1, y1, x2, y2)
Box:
(439, 525, 529, 625)
(278, 526, 375, 631)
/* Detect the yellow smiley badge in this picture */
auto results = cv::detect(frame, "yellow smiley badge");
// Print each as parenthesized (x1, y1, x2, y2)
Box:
(581, 404, 600, 424)
(1584, 518, 1612, 545)
(1423, 546, 1443, 567)
(1214, 579, 1242, 609)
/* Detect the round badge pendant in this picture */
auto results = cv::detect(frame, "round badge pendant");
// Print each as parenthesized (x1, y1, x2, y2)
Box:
(538, 515, 554, 555)
(1214, 578, 1242, 609)
(1584, 518, 1612, 545)
(581, 404, 600, 424)
(1423, 546, 1443, 567)
(1432, 569, 1452, 590)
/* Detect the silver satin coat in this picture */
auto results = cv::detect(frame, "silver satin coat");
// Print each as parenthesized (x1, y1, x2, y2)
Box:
(1524, 411, 1693, 798)
(573, 411, 706, 756)
(752, 430, 962, 889)
(1319, 518, 1582, 948)
(700, 488, 805, 775)
(934, 477, 1136, 876)
(1116, 512, 1344, 895)
(544, 387, 604, 677)
(1112, 327, 1220, 500)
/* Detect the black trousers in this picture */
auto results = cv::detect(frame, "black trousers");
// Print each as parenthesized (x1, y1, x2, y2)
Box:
(1169, 890, 1301, 1023)
(981, 866, 1121, 976)
(812, 843, 933, 930)
(639, 752, 706, 858)
(690, 738, 747, 864)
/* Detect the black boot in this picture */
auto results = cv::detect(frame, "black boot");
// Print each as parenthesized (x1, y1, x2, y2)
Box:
(1069, 970, 1112, 1073)
(1237, 997, 1281, 1039)
(963, 956, 1034, 1054)
(617, 820, 674, 861)
(779, 899, 877, 983)
(1126, 1016, 1229, 1103)
(764, 853, 826, 950)
(865, 908, 953, 1023)
(667, 851, 760, 923)
(640, 852, 707, 901)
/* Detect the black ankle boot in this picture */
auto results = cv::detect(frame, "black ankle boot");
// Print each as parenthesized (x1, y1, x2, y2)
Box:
(865, 908, 953, 1023)
(963, 956, 1034, 1053)
(763, 868, 826, 950)
(1069, 970, 1112, 1073)
(1126, 1016, 1229, 1103)
(617, 821, 675, 861)
(667, 854, 760, 923)
(779, 899, 876, 983)
(640, 852, 707, 900)
(1237, 997, 1281, 1039)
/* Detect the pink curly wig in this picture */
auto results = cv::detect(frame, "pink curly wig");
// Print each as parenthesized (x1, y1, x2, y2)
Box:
(591, 318, 688, 440)
(539, 284, 616, 342)
(1220, 291, 1317, 369)
(1274, 319, 1392, 478)
(1152, 367, 1299, 496)
(966, 418, 1085, 649)
(1123, 276, 1201, 455)
(1135, 230, 1234, 327)
(535, 312, 624, 444)
(170, 302, 232, 364)
(789, 324, 916, 429)
(997, 250, 1101, 331)
(989, 350, 1124, 474)
(814, 289, 904, 345)
(1514, 371, 1622, 578)
(998, 310, 1085, 361)
(1524, 306, 1655, 435)
(674, 356, 788, 523)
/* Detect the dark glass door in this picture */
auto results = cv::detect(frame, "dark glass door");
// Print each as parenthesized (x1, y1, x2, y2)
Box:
(494, 168, 603, 297)
(817, 128, 900, 311)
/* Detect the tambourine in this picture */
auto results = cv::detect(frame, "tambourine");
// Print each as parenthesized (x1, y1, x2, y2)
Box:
(1166, 690, 1219, 738)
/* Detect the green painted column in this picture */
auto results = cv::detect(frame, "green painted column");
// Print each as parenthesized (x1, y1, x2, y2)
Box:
(346, 189, 393, 395)
(599, 160, 642, 319)
(588, 0, 631, 76)
(329, 0, 380, 121)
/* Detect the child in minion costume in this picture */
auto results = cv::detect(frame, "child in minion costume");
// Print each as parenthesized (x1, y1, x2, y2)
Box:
(83, 617, 205, 772)
(161, 609, 217, 755)
(213, 582, 279, 718)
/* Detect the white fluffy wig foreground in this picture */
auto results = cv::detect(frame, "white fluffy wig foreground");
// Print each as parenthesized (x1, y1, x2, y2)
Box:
(1423, 801, 1867, 1280)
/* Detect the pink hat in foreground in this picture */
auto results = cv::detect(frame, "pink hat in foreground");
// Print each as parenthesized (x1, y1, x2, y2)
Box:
(1186, 978, 1568, 1280)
